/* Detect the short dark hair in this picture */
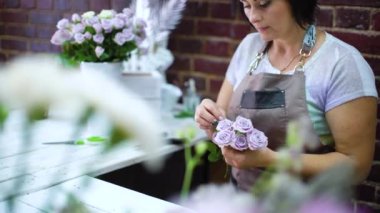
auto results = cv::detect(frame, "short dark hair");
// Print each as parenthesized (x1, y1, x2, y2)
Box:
(288, 0, 319, 28)
(234, 0, 319, 28)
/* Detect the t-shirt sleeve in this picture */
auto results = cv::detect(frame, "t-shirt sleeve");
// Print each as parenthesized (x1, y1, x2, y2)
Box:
(226, 43, 243, 86)
(225, 34, 257, 87)
(325, 51, 378, 111)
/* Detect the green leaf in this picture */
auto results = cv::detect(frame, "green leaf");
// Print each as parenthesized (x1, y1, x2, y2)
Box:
(286, 122, 300, 148)
(77, 107, 95, 126)
(206, 142, 222, 162)
(86, 136, 106, 143)
(0, 104, 9, 128)
(75, 139, 85, 145)
(27, 106, 48, 121)
(186, 127, 196, 141)
(59, 54, 79, 68)
(107, 125, 132, 149)
(195, 141, 208, 156)
(85, 26, 96, 34)
(174, 110, 194, 118)
(177, 126, 196, 143)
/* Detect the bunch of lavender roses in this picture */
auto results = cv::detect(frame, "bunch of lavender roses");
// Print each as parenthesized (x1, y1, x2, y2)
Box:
(213, 116, 268, 151)
(51, 9, 147, 65)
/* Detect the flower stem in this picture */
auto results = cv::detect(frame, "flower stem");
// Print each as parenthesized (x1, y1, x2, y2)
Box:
(181, 160, 195, 199)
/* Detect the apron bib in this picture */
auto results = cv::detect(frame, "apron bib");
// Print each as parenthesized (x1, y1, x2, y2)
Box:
(227, 70, 321, 190)
(226, 25, 333, 191)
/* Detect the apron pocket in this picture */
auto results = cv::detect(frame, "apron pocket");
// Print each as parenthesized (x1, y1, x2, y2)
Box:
(240, 90, 285, 109)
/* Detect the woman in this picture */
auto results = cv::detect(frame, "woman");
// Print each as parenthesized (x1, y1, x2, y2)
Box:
(194, 0, 377, 191)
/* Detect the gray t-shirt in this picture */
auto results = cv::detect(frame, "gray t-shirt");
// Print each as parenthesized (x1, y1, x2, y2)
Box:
(226, 32, 378, 145)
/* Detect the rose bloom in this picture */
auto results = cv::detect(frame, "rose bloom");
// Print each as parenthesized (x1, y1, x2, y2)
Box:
(213, 130, 233, 147)
(216, 119, 233, 131)
(233, 116, 254, 133)
(232, 134, 248, 151)
(247, 129, 268, 150)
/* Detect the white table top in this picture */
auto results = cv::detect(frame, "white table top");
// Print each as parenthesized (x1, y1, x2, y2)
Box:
(0, 111, 206, 202)
(1, 175, 192, 213)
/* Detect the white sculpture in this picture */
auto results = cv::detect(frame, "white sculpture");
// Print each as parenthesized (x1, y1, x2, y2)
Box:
(124, 0, 187, 113)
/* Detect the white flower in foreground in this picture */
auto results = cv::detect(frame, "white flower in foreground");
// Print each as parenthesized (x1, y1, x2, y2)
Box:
(0, 55, 77, 110)
(0, 54, 165, 170)
(79, 70, 165, 169)
(176, 184, 259, 213)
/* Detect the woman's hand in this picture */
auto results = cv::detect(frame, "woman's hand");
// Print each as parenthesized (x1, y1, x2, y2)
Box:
(194, 99, 226, 138)
(221, 146, 277, 169)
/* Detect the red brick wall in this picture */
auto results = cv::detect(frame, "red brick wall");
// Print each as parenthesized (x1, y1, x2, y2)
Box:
(0, 0, 132, 59)
(0, 0, 379, 211)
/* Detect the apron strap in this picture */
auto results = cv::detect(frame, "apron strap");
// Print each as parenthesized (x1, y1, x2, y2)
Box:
(294, 25, 316, 71)
(248, 25, 317, 75)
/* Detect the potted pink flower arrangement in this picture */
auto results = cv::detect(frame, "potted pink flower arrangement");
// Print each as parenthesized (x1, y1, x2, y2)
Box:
(51, 8, 147, 67)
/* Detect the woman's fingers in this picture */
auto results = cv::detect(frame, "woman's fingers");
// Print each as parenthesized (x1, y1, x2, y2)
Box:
(196, 116, 213, 129)
(202, 99, 224, 120)
(195, 99, 224, 125)
(195, 106, 217, 125)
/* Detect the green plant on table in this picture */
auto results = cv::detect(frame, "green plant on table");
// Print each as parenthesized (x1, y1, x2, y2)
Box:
(177, 126, 222, 200)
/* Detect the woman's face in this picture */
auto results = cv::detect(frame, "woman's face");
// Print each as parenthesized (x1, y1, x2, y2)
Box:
(240, 0, 297, 41)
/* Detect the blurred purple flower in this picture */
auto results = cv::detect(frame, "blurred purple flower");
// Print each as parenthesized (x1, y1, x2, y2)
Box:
(92, 23, 103, 34)
(122, 8, 134, 18)
(216, 119, 234, 131)
(71, 13, 81, 23)
(233, 116, 254, 133)
(57, 18, 70, 30)
(93, 34, 104, 44)
(84, 32, 92, 40)
(213, 130, 233, 147)
(175, 184, 259, 213)
(72, 23, 85, 34)
(101, 19, 113, 33)
(122, 28, 134, 40)
(297, 198, 351, 213)
(74, 33, 85, 44)
(114, 32, 127, 46)
(247, 129, 268, 150)
(232, 134, 248, 151)
(51, 30, 72, 45)
(112, 18, 125, 29)
(83, 16, 99, 26)
(95, 46, 104, 58)
(51, 8, 146, 62)
(116, 13, 128, 21)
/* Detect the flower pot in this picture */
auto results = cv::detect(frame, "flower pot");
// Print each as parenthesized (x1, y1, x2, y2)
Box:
(80, 61, 123, 78)
(79, 62, 123, 138)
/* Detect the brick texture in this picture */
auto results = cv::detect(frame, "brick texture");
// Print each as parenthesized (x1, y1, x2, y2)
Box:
(111, 0, 131, 10)
(319, 0, 380, 7)
(36, 0, 53, 10)
(54, 0, 70, 11)
(0, 1, 379, 211)
(335, 8, 370, 30)
(373, 12, 380, 31)
(89, 0, 111, 12)
(20, 0, 35, 9)
(4, 0, 20, 8)
(316, 8, 333, 27)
